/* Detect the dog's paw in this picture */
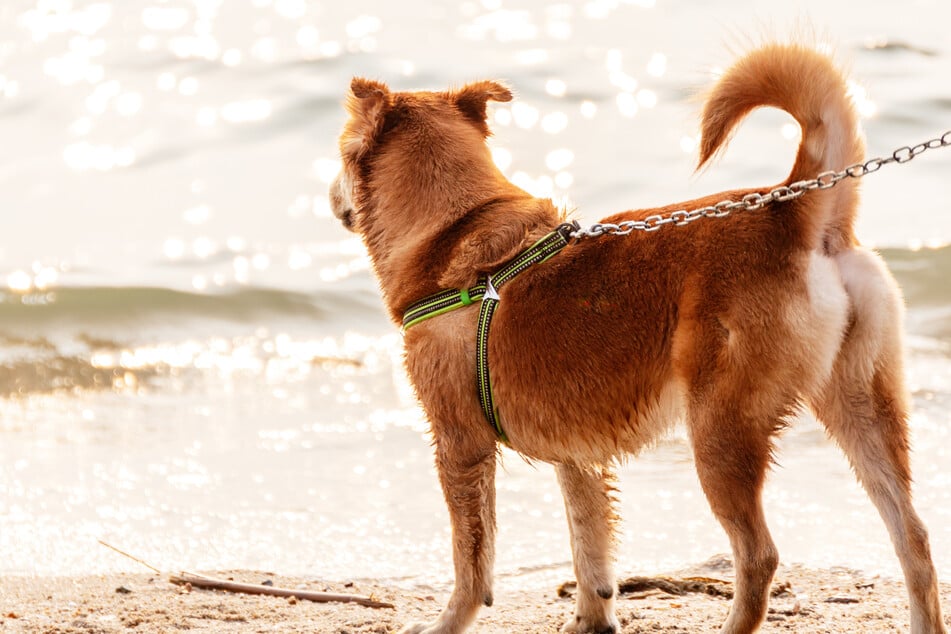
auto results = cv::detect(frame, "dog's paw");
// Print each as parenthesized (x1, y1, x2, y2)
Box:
(560, 613, 621, 634)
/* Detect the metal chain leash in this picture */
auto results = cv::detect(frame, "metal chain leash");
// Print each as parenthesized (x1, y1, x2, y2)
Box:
(569, 130, 951, 240)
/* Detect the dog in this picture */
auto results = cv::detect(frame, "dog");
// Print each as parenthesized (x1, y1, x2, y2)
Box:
(329, 43, 947, 634)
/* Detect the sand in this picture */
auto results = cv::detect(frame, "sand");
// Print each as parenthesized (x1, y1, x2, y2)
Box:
(2, 557, 948, 633)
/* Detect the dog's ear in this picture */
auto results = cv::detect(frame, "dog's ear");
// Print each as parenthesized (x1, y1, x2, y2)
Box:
(342, 77, 391, 158)
(439, 217, 528, 288)
(453, 80, 513, 132)
(351, 77, 388, 100)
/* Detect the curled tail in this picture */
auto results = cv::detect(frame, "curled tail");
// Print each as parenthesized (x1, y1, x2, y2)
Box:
(698, 43, 865, 253)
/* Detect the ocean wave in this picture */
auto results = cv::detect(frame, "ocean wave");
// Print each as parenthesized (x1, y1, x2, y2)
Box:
(861, 39, 940, 57)
(0, 284, 383, 328)
(0, 246, 947, 399)
(879, 245, 951, 304)
(879, 245, 951, 342)
(0, 285, 389, 398)
(2, 246, 947, 325)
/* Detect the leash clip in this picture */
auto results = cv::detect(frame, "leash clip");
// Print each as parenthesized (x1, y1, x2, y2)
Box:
(555, 220, 581, 241)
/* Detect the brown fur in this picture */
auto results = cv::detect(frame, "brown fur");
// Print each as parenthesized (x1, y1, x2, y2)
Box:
(330, 44, 947, 634)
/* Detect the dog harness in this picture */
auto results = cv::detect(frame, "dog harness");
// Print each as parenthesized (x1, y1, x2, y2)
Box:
(401, 221, 578, 443)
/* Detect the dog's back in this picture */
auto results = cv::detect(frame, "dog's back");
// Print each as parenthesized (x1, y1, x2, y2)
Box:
(491, 45, 867, 465)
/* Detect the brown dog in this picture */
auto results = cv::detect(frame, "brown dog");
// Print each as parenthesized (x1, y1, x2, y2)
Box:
(330, 44, 947, 634)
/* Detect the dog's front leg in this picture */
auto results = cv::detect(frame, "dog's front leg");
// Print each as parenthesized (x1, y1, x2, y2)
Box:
(399, 444, 497, 634)
(556, 463, 620, 634)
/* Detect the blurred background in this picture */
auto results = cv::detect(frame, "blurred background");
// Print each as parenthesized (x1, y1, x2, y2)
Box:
(0, 0, 949, 592)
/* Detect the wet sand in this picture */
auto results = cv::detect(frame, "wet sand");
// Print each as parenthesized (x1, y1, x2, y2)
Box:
(3, 558, 948, 633)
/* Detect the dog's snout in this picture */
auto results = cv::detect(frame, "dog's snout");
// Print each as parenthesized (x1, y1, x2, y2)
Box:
(329, 171, 357, 232)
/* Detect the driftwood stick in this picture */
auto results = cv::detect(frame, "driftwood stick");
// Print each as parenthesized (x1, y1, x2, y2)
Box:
(169, 571, 395, 609)
(559, 575, 791, 601)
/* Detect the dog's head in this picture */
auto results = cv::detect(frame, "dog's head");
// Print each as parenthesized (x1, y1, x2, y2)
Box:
(329, 78, 513, 238)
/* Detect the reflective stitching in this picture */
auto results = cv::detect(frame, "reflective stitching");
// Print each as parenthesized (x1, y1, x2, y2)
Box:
(402, 283, 487, 329)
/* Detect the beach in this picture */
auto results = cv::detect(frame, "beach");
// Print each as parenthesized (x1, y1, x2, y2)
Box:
(4, 558, 949, 633)
(1, 0, 950, 630)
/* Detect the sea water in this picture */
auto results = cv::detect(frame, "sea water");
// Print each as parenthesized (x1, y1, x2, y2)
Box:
(0, 0, 949, 592)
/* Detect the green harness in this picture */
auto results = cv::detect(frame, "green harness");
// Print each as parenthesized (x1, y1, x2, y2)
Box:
(401, 221, 578, 443)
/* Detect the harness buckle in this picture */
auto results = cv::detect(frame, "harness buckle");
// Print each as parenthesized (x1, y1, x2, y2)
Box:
(483, 276, 500, 301)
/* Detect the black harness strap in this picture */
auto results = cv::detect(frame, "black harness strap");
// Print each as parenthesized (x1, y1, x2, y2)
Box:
(402, 221, 577, 442)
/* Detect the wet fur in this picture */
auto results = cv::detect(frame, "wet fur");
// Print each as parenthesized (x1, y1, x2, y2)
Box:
(330, 44, 947, 634)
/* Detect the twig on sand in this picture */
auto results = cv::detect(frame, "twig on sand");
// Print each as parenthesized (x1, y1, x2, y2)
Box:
(169, 572, 395, 609)
(98, 540, 162, 574)
(98, 539, 394, 609)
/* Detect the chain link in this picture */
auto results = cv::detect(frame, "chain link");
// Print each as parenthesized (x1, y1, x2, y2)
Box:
(569, 130, 951, 240)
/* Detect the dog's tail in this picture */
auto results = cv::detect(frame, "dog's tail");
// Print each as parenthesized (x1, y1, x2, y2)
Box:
(698, 43, 865, 253)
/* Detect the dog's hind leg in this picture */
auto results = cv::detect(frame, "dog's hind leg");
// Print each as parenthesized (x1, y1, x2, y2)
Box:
(398, 445, 497, 634)
(809, 249, 947, 634)
(689, 401, 780, 634)
(556, 463, 620, 634)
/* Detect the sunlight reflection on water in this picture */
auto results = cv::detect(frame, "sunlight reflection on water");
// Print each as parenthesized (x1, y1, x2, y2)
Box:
(0, 0, 949, 586)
